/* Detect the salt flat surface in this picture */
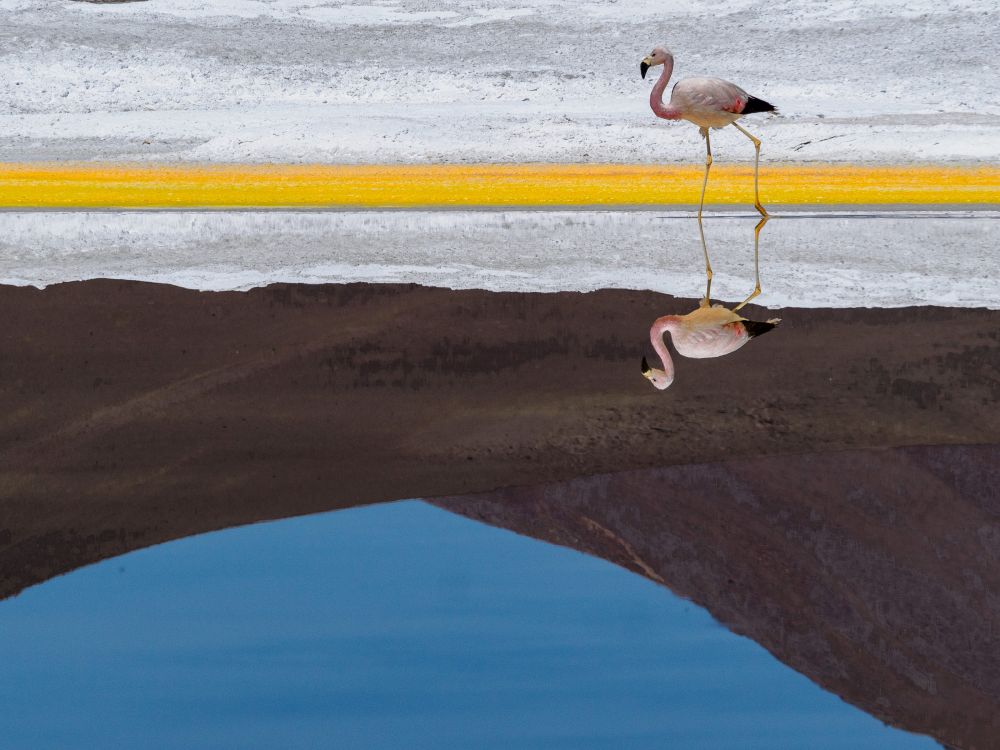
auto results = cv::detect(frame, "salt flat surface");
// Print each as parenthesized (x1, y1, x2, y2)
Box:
(1, 210, 996, 309)
(1, 0, 997, 163)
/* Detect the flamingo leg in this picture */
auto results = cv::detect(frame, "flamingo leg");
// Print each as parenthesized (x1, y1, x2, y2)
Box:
(698, 127, 713, 219)
(697, 216, 712, 305)
(733, 215, 768, 311)
(732, 122, 768, 217)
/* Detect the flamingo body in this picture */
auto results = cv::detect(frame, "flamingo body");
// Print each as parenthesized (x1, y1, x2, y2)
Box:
(668, 77, 752, 129)
(667, 306, 750, 358)
(642, 304, 780, 390)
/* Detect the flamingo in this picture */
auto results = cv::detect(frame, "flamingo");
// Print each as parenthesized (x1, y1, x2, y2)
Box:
(642, 217, 780, 390)
(640, 46, 776, 218)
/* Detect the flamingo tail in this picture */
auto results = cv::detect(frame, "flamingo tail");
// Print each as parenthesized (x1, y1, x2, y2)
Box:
(743, 319, 781, 338)
(742, 96, 777, 114)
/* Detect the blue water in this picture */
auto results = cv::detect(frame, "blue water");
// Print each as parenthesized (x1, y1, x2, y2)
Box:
(0, 501, 934, 749)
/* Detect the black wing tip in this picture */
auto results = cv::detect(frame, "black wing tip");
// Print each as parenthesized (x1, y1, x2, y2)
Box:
(743, 319, 780, 339)
(743, 96, 777, 114)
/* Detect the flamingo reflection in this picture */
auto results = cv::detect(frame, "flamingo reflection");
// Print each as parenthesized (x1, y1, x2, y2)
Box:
(642, 217, 781, 390)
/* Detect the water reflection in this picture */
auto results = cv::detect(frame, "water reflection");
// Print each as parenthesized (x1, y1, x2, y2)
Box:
(0, 501, 934, 749)
(643, 217, 780, 390)
(434, 444, 1000, 749)
(1, 276, 997, 748)
(1, 279, 997, 598)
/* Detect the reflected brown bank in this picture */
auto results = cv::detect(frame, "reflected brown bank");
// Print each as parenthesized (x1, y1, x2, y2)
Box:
(434, 445, 1000, 749)
(1, 279, 999, 748)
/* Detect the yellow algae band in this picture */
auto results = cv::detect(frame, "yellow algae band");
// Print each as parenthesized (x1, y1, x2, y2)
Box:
(1, 163, 999, 208)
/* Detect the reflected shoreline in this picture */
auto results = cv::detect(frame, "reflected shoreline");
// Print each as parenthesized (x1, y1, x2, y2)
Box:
(435, 443, 1000, 750)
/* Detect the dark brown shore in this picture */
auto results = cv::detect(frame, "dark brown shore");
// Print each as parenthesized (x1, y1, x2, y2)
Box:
(1, 279, 998, 747)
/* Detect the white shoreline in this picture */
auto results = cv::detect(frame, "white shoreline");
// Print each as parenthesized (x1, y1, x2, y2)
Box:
(2, 211, 997, 310)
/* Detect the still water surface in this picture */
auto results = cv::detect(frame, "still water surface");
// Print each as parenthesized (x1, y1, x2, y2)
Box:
(0, 501, 935, 749)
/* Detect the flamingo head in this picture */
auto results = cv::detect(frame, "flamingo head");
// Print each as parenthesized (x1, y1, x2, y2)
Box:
(640, 47, 670, 79)
(641, 356, 673, 390)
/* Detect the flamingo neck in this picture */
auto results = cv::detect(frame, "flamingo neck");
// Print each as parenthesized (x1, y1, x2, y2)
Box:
(650, 56, 681, 120)
(650, 316, 678, 382)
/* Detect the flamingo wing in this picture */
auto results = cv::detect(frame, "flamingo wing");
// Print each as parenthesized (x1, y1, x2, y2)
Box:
(684, 305, 746, 329)
(670, 306, 750, 359)
(671, 323, 749, 359)
(671, 77, 750, 115)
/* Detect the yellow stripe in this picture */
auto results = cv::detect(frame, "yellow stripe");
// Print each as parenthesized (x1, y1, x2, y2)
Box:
(1, 163, 998, 208)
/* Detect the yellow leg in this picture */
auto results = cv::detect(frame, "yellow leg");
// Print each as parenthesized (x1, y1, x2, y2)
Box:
(697, 127, 713, 220)
(733, 215, 768, 311)
(732, 122, 768, 217)
(697, 216, 713, 305)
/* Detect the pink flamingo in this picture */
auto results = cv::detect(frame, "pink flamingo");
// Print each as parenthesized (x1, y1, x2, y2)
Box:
(642, 217, 780, 390)
(641, 46, 776, 218)
(641, 304, 781, 390)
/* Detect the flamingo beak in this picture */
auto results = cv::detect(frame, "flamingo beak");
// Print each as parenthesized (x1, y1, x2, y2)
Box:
(641, 356, 651, 377)
(640, 59, 650, 79)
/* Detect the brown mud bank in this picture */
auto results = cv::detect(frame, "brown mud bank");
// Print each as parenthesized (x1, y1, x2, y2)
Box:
(435, 444, 1000, 750)
(0, 279, 997, 603)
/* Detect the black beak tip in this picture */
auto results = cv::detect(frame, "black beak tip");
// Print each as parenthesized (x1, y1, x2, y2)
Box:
(640, 62, 649, 79)
(641, 356, 650, 375)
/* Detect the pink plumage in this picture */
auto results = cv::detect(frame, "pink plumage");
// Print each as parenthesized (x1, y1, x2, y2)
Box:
(642, 305, 780, 391)
(641, 46, 775, 217)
